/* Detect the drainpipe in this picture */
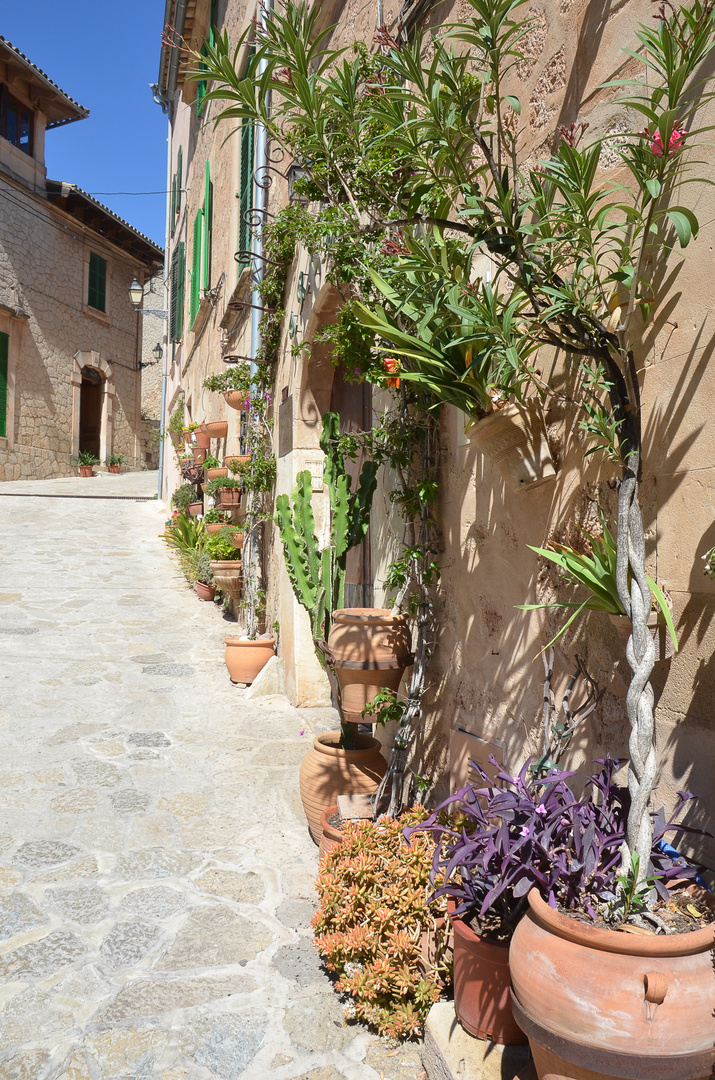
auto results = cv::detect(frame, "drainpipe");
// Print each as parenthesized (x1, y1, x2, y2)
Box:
(157, 117, 174, 500)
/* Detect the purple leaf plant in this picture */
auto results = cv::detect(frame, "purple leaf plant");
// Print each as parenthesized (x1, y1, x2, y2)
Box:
(405, 756, 703, 940)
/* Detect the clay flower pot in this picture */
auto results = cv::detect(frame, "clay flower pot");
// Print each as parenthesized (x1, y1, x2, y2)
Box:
(224, 390, 247, 411)
(192, 447, 207, 465)
(78, 465, 93, 477)
(169, 431, 182, 447)
(219, 490, 242, 509)
(318, 803, 345, 861)
(210, 560, 242, 600)
(108, 464, 120, 474)
(509, 889, 715, 1080)
(205, 522, 228, 535)
(192, 429, 211, 450)
(449, 902, 526, 1046)
(327, 608, 413, 725)
(188, 501, 203, 518)
(200, 420, 229, 440)
(204, 467, 228, 481)
(224, 454, 250, 470)
(298, 732, 387, 844)
(468, 404, 556, 492)
(195, 580, 216, 601)
(224, 636, 275, 684)
(608, 611, 676, 662)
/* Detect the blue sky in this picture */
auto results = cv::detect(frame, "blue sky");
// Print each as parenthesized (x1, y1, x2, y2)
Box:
(4, 1, 168, 247)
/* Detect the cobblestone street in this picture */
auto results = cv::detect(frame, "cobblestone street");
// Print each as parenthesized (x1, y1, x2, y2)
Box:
(0, 473, 422, 1080)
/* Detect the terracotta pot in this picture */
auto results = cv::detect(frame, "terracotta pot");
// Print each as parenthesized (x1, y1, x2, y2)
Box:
(224, 390, 246, 411)
(169, 431, 182, 446)
(449, 902, 527, 1046)
(205, 521, 229, 535)
(200, 420, 229, 439)
(298, 732, 387, 844)
(230, 530, 244, 550)
(608, 612, 675, 662)
(192, 447, 207, 465)
(468, 404, 556, 493)
(219, 490, 242, 509)
(210, 560, 242, 600)
(78, 465, 93, 477)
(509, 889, 715, 1080)
(108, 464, 120, 474)
(188, 501, 203, 518)
(204, 467, 228, 481)
(182, 426, 192, 439)
(327, 608, 413, 725)
(224, 454, 250, 470)
(318, 803, 345, 861)
(195, 580, 216, 601)
(224, 636, 275, 683)
(193, 429, 211, 450)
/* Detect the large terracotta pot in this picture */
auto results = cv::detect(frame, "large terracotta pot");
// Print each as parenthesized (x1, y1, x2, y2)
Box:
(608, 612, 675, 662)
(108, 464, 120, 474)
(449, 902, 526, 1046)
(204, 467, 228, 481)
(195, 580, 216, 601)
(509, 889, 715, 1080)
(318, 803, 345, 861)
(78, 465, 93, 477)
(224, 390, 246, 411)
(298, 732, 387, 844)
(210, 560, 242, 600)
(327, 608, 413, 725)
(219, 490, 242, 509)
(468, 404, 556, 493)
(224, 637, 275, 683)
(188, 501, 203, 518)
(201, 420, 228, 439)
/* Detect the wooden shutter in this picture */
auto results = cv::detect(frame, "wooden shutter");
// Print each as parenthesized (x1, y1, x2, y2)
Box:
(170, 241, 185, 342)
(190, 212, 203, 325)
(203, 161, 212, 291)
(238, 121, 254, 266)
(88, 253, 107, 312)
(0, 332, 7, 439)
(176, 146, 182, 215)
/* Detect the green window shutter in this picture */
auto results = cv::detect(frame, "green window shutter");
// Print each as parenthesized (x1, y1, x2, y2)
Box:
(0, 332, 8, 439)
(177, 146, 182, 216)
(170, 174, 176, 238)
(88, 252, 107, 312)
(190, 212, 203, 325)
(170, 241, 185, 342)
(203, 160, 212, 291)
(238, 120, 255, 266)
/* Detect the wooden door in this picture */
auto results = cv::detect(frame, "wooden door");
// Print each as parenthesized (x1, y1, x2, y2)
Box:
(79, 371, 102, 458)
(330, 367, 373, 609)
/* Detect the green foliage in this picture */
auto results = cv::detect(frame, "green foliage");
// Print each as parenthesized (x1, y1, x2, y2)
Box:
(609, 854, 662, 923)
(203, 507, 232, 525)
(275, 412, 378, 644)
(202, 454, 222, 469)
(205, 532, 240, 561)
(313, 300, 377, 382)
(172, 484, 198, 513)
(519, 517, 678, 651)
(203, 362, 253, 395)
(228, 448, 276, 493)
(192, 551, 215, 586)
(361, 689, 406, 727)
(205, 476, 242, 498)
(107, 453, 123, 466)
(168, 400, 185, 434)
(163, 512, 205, 556)
(76, 451, 99, 466)
(313, 808, 451, 1039)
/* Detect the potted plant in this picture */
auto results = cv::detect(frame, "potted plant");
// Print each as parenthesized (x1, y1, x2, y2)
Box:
(206, 531, 243, 602)
(202, 454, 227, 481)
(200, 419, 229, 440)
(76, 451, 99, 477)
(203, 362, 252, 412)
(167, 400, 184, 447)
(193, 551, 216, 601)
(106, 453, 123, 474)
(203, 507, 233, 534)
(407, 757, 704, 1049)
(171, 483, 197, 516)
(205, 475, 242, 509)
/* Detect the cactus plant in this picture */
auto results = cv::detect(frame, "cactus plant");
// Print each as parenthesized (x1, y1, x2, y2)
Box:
(276, 413, 378, 745)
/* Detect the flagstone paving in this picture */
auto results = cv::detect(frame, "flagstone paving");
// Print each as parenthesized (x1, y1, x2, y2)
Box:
(0, 473, 423, 1080)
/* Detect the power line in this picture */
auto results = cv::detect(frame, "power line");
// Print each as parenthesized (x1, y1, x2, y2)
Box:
(87, 190, 171, 196)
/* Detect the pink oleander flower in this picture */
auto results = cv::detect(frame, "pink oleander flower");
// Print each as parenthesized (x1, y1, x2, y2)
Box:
(644, 126, 687, 157)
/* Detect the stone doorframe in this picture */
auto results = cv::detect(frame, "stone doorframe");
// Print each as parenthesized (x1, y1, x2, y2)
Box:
(71, 351, 115, 464)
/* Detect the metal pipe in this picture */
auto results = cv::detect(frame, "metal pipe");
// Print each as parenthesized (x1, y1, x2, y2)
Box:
(157, 111, 173, 501)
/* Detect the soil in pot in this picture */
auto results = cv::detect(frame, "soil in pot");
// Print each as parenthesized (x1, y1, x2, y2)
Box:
(449, 902, 527, 1046)
(196, 581, 216, 601)
(509, 889, 715, 1080)
(298, 732, 387, 844)
(327, 608, 413, 725)
(224, 636, 275, 683)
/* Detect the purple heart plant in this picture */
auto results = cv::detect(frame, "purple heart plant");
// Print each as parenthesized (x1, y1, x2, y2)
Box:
(405, 756, 702, 940)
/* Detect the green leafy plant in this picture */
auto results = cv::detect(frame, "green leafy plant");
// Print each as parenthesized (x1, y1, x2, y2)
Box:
(609, 854, 662, 923)
(203, 507, 232, 525)
(205, 532, 240, 561)
(168, 400, 185, 435)
(228, 448, 276, 493)
(192, 550, 215, 587)
(163, 512, 205, 556)
(202, 454, 222, 469)
(313, 808, 451, 1040)
(203, 362, 253, 396)
(107, 453, 123, 466)
(172, 484, 198, 514)
(362, 689, 407, 728)
(205, 476, 242, 499)
(520, 517, 678, 652)
(76, 451, 99, 466)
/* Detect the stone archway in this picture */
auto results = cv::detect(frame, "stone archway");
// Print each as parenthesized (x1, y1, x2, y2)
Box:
(71, 351, 115, 464)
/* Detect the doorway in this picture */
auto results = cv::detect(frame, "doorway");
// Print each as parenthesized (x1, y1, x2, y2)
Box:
(330, 366, 373, 608)
(79, 367, 103, 458)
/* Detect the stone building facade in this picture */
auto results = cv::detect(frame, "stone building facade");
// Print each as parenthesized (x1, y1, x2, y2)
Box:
(156, 0, 715, 868)
(0, 37, 164, 480)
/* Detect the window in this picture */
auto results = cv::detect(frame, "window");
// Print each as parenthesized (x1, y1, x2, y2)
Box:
(87, 252, 107, 312)
(170, 241, 185, 342)
(0, 332, 7, 438)
(203, 160, 212, 291)
(237, 119, 255, 266)
(0, 87, 32, 155)
(190, 211, 203, 326)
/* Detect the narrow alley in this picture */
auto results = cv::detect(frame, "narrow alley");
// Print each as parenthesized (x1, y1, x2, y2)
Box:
(0, 474, 421, 1080)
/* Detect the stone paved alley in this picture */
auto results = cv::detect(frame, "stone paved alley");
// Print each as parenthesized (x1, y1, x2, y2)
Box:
(0, 473, 423, 1080)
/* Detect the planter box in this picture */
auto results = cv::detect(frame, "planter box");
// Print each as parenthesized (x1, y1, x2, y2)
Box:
(219, 490, 242, 509)
(200, 420, 229, 439)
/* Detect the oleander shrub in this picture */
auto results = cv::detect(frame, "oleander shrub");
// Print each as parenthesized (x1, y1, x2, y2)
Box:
(312, 807, 451, 1039)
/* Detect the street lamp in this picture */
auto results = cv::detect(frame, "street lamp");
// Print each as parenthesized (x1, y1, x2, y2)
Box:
(128, 277, 168, 320)
(152, 342, 163, 362)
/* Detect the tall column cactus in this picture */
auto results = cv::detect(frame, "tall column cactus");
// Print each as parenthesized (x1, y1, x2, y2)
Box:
(276, 413, 378, 744)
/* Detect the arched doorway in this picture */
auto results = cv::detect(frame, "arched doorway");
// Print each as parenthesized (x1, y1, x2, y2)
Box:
(79, 367, 103, 457)
(330, 364, 373, 608)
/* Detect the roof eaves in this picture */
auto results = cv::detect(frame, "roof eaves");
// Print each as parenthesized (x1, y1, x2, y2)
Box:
(0, 36, 89, 127)
(46, 181, 164, 264)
